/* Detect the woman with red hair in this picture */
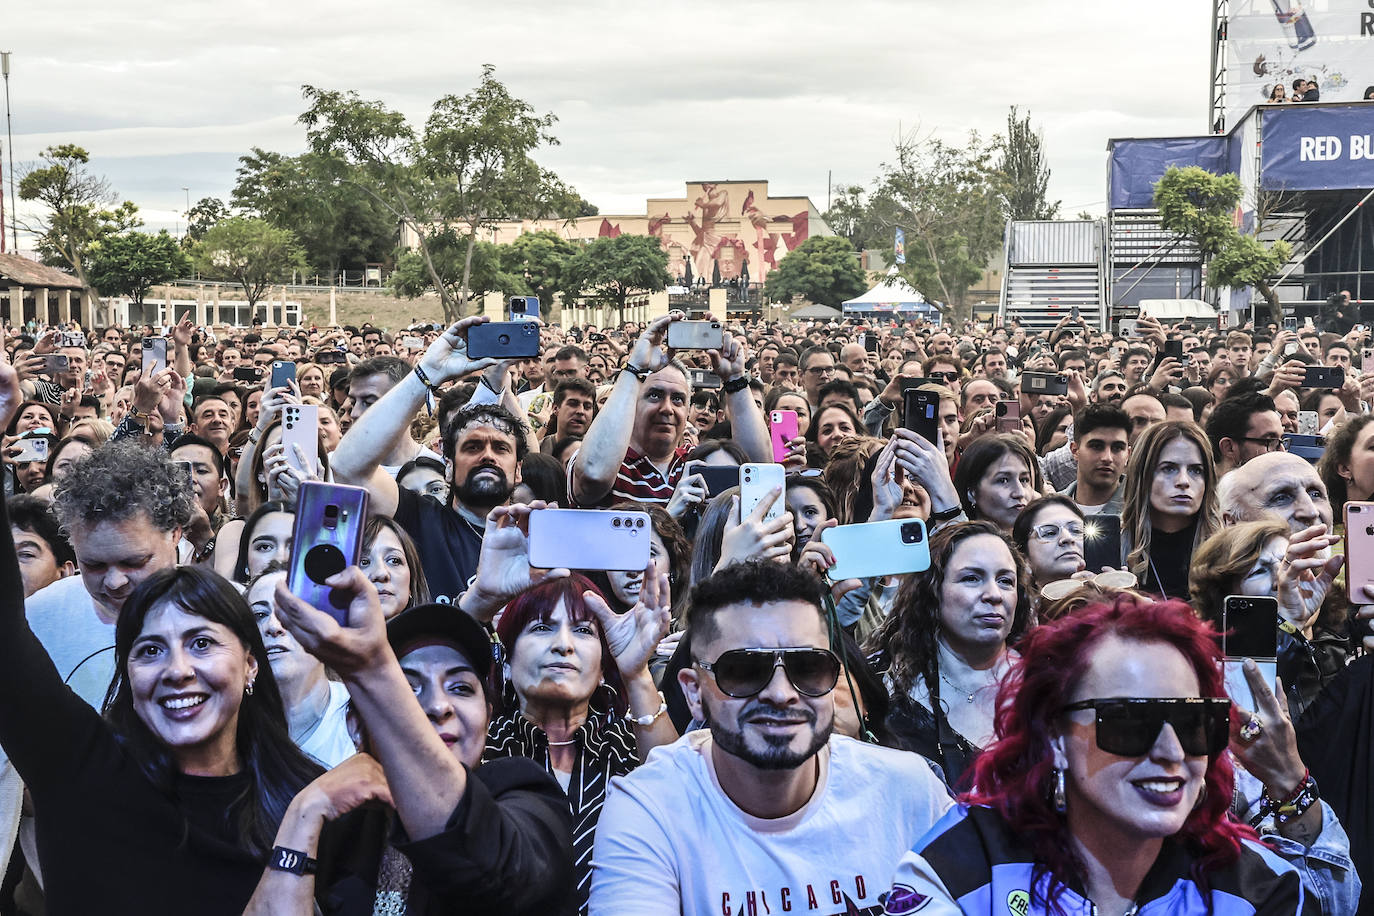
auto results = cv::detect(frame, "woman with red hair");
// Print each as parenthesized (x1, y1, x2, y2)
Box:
(883, 597, 1316, 916)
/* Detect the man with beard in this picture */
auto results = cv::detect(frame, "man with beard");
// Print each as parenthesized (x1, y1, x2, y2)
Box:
(331, 318, 526, 602)
(589, 561, 952, 914)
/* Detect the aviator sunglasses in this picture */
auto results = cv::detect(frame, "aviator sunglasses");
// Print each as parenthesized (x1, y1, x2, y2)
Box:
(697, 648, 842, 698)
(1061, 697, 1230, 757)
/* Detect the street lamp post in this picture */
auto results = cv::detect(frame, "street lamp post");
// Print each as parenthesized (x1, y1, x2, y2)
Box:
(2, 52, 15, 254)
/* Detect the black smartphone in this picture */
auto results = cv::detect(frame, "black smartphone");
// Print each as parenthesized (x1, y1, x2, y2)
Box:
(864, 333, 878, 354)
(898, 377, 935, 392)
(1163, 340, 1184, 361)
(902, 389, 940, 445)
(1302, 366, 1344, 389)
(1083, 515, 1123, 573)
(233, 366, 261, 382)
(1022, 371, 1069, 397)
(1222, 594, 1279, 711)
(315, 349, 346, 365)
(288, 482, 370, 623)
(1070, 306, 1080, 322)
(1282, 433, 1326, 462)
(467, 321, 541, 359)
(684, 461, 739, 499)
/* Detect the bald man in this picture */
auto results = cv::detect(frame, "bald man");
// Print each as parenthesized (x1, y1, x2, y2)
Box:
(1218, 452, 1334, 534)
(839, 342, 869, 374)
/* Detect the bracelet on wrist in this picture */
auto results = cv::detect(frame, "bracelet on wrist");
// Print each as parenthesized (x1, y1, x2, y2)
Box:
(413, 364, 442, 393)
(722, 374, 750, 394)
(928, 505, 963, 523)
(268, 846, 317, 876)
(625, 691, 668, 728)
(621, 364, 650, 382)
(1257, 769, 1319, 824)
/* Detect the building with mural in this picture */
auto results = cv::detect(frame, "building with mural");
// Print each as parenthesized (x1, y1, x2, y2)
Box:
(401, 180, 834, 288)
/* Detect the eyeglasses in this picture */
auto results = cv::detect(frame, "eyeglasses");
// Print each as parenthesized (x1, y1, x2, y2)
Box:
(1061, 697, 1230, 757)
(1240, 436, 1287, 452)
(805, 365, 836, 375)
(1039, 569, 1138, 602)
(696, 647, 841, 698)
(1031, 522, 1085, 542)
(928, 371, 960, 382)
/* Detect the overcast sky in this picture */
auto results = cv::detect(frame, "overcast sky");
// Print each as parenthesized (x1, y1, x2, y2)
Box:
(3, 0, 1214, 243)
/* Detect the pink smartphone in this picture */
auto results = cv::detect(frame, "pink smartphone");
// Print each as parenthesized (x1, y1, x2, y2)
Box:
(769, 410, 799, 462)
(1346, 502, 1374, 604)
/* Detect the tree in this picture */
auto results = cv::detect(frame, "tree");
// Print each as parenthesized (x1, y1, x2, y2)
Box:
(500, 229, 579, 316)
(1153, 166, 1291, 325)
(763, 235, 867, 307)
(563, 235, 670, 324)
(823, 184, 885, 251)
(998, 106, 1060, 221)
(190, 217, 308, 309)
(183, 197, 232, 247)
(232, 148, 397, 277)
(389, 231, 526, 306)
(87, 230, 191, 306)
(866, 130, 1006, 323)
(298, 67, 584, 321)
(17, 145, 140, 311)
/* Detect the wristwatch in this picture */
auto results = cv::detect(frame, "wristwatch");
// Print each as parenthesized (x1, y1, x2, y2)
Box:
(268, 846, 317, 876)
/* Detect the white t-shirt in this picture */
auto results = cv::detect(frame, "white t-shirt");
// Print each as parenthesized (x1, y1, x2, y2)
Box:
(589, 731, 953, 915)
(295, 681, 356, 769)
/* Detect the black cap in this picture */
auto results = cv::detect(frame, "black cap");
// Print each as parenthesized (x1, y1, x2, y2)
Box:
(386, 603, 495, 679)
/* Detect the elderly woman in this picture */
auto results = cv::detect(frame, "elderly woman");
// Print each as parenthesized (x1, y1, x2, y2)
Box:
(487, 572, 676, 912)
(868, 521, 1033, 789)
(884, 596, 1347, 916)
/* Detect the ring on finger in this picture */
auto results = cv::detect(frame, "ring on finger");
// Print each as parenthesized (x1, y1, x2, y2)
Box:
(1239, 713, 1264, 743)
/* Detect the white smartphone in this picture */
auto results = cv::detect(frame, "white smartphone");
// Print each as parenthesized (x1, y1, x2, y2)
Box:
(527, 508, 652, 571)
(280, 404, 319, 478)
(820, 519, 932, 580)
(739, 462, 785, 523)
(13, 437, 49, 464)
(1297, 410, 1319, 436)
(141, 337, 168, 377)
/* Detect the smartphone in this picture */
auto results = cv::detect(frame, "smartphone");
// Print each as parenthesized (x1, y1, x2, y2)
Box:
(12, 437, 49, 464)
(666, 320, 724, 351)
(1022, 371, 1069, 397)
(281, 404, 320, 478)
(141, 337, 167, 377)
(527, 508, 652, 571)
(820, 519, 931, 580)
(1283, 433, 1325, 462)
(1082, 514, 1123, 573)
(467, 321, 541, 359)
(898, 377, 935, 392)
(1118, 319, 1139, 338)
(1345, 502, 1374, 604)
(739, 462, 785, 523)
(1362, 348, 1374, 374)
(288, 482, 370, 623)
(769, 410, 800, 462)
(60, 331, 86, 349)
(1297, 410, 1319, 436)
(683, 461, 739, 499)
(270, 360, 296, 390)
(38, 354, 70, 376)
(864, 333, 879, 354)
(1222, 594, 1279, 713)
(689, 368, 722, 390)
(903, 389, 940, 445)
(315, 349, 347, 365)
(1302, 366, 1344, 389)
(169, 459, 196, 496)
(995, 399, 1021, 434)
(1163, 340, 1184, 361)
(1282, 315, 1298, 332)
(508, 295, 540, 321)
(401, 336, 424, 350)
(233, 366, 261, 383)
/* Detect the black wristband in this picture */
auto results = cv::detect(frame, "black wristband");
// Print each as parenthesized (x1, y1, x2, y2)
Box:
(269, 846, 317, 875)
(621, 364, 650, 382)
(722, 374, 750, 394)
(929, 505, 963, 523)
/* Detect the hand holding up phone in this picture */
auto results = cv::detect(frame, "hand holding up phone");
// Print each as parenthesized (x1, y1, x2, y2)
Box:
(581, 561, 671, 679)
(719, 489, 793, 568)
(459, 501, 571, 623)
(1224, 660, 1307, 804)
(417, 316, 502, 386)
(273, 566, 388, 677)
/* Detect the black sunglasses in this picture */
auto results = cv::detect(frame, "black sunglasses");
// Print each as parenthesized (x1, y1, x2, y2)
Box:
(1061, 697, 1229, 757)
(697, 648, 841, 698)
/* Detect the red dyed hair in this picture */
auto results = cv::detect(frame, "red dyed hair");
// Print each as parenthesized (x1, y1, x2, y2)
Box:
(495, 574, 627, 716)
(966, 595, 1254, 907)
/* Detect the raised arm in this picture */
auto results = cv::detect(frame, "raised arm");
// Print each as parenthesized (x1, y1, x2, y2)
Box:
(330, 317, 496, 518)
(714, 329, 771, 463)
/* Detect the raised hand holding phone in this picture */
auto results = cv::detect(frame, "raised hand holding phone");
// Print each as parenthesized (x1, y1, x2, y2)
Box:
(273, 565, 389, 677)
(458, 501, 571, 622)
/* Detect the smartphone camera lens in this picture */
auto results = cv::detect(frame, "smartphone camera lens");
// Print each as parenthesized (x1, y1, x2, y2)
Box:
(612, 517, 622, 528)
(901, 522, 924, 544)
(635, 518, 645, 528)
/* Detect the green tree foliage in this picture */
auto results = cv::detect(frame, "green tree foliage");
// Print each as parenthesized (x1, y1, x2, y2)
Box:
(1153, 166, 1291, 324)
(998, 106, 1060, 221)
(500, 230, 579, 316)
(823, 184, 885, 251)
(564, 235, 671, 323)
(390, 231, 526, 306)
(17, 145, 140, 300)
(184, 197, 232, 247)
(299, 66, 583, 320)
(763, 235, 867, 307)
(190, 217, 308, 309)
(232, 148, 397, 276)
(87, 230, 191, 306)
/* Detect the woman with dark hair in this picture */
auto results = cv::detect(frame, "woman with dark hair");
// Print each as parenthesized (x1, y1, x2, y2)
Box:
(808, 402, 862, 456)
(868, 521, 1033, 789)
(217, 499, 295, 585)
(1012, 495, 1086, 596)
(1208, 364, 1236, 402)
(4, 400, 58, 438)
(885, 596, 1327, 916)
(359, 514, 431, 619)
(764, 386, 812, 437)
(1121, 420, 1219, 600)
(1035, 405, 1073, 456)
(0, 512, 322, 914)
(1317, 412, 1374, 517)
(686, 438, 748, 466)
(512, 451, 567, 506)
(952, 433, 1043, 532)
(486, 573, 675, 912)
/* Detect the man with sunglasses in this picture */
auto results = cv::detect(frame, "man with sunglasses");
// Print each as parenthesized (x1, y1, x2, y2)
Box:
(590, 561, 952, 914)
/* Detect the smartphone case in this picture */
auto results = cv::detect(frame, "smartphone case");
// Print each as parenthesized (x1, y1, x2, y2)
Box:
(141, 339, 167, 377)
(739, 463, 785, 523)
(666, 321, 723, 350)
(270, 361, 297, 390)
(288, 482, 369, 622)
(995, 400, 1021, 434)
(527, 508, 651, 571)
(467, 321, 540, 359)
(684, 463, 739, 499)
(821, 519, 932, 580)
(902, 390, 940, 445)
(769, 410, 799, 462)
(281, 404, 320, 478)
(1221, 595, 1279, 713)
(1346, 502, 1374, 603)
(1022, 371, 1069, 396)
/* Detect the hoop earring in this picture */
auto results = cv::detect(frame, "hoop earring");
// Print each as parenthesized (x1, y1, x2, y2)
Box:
(245, 681, 255, 697)
(1053, 767, 1067, 814)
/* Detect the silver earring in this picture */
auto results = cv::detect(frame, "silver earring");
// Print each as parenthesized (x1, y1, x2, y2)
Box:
(1053, 767, 1066, 814)
(245, 681, 255, 697)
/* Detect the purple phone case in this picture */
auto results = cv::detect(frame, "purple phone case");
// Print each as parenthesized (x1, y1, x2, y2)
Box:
(288, 482, 369, 623)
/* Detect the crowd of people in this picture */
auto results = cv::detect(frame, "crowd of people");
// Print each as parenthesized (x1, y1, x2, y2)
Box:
(2, 304, 1374, 914)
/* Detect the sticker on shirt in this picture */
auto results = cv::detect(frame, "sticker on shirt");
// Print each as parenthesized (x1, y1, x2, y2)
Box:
(884, 884, 931, 914)
(1007, 890, 1031, 916)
